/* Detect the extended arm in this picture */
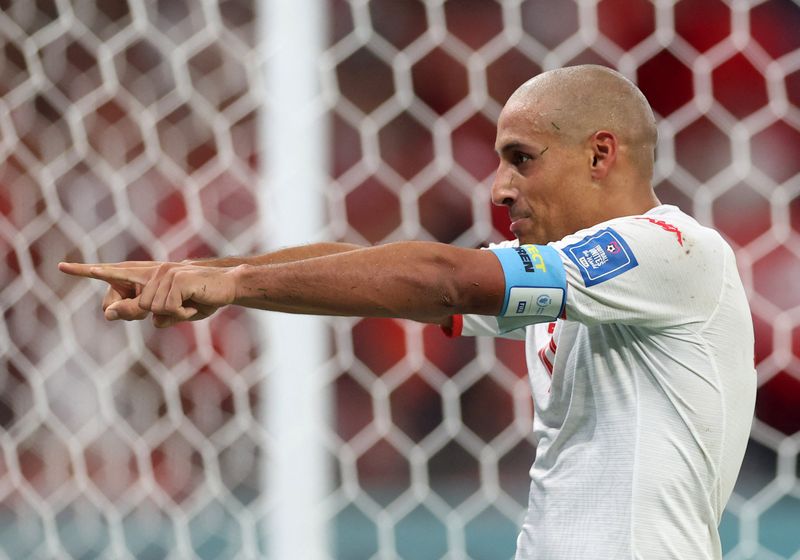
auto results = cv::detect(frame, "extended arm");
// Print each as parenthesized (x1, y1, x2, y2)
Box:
(92, 242, 363, 322)
(231, 242, 503, 322)
(187, 242, 362, 267)
(60, 241, 504, 327)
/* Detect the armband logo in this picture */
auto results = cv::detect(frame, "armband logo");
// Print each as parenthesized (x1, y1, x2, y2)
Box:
(505, 287, 564, 318)
(514, 294, 553, 314)
(564, 228, 638, 287)
(515, 245, 547, 272)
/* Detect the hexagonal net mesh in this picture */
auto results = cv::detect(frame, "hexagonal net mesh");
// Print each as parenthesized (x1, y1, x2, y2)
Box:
(1, 0, 799, 559)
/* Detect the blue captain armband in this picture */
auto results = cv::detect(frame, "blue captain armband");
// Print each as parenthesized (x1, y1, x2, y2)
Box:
(489, 244, 567, 324)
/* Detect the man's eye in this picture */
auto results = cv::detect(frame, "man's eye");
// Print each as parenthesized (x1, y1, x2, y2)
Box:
(512, 152, 532, 165)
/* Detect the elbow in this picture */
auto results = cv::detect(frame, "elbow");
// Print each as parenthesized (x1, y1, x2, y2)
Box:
(440, 277, 481, 317)
(400, 255, 463, 322)
(437, 282, 459, 316)
(397, 243, 502, 320)
(434, 263, 496, 318)
(427, 253, 464, 315)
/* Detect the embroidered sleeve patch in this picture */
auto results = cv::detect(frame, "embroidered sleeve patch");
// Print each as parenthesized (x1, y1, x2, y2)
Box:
(563, 227, 638, 287)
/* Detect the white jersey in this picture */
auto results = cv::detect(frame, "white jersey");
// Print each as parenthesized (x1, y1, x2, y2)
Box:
(459, 205, 756, 559)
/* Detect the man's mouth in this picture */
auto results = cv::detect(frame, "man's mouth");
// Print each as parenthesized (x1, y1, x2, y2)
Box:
(509, 216, 529, 235)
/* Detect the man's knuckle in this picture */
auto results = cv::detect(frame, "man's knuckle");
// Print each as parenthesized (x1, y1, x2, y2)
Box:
(157, 262, 177, 277)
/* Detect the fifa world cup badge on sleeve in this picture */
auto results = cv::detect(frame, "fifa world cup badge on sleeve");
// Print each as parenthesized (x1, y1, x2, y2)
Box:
(563, 227, 638, 287)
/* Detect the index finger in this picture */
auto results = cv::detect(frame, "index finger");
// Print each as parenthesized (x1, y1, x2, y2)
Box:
(58, 262, 102, 278)
(59, 261, 171, 277)
(58, 262, 156, 284)
(87, 265, 156, 286)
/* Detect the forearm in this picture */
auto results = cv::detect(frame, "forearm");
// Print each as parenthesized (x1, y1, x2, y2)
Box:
(187, 242, 363, 268)
(231, 241, 504, 323)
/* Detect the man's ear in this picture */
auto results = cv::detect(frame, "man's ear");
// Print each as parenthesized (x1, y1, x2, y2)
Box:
(589, 130, 617, 180)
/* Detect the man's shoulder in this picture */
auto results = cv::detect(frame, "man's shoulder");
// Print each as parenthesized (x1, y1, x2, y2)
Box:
(554, 205, 727, 255)
(552, 205, 734, 303)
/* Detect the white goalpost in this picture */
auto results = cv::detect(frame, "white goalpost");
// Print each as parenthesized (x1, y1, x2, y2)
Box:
(260, 0, 330, 558)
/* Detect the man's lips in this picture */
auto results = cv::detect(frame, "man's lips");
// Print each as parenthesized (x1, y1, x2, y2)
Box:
(509, 215, 529, 234)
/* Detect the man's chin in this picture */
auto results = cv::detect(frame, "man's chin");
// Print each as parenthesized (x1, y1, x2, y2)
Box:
(516, 232, 553, 246)
(510, 221, 545, 245)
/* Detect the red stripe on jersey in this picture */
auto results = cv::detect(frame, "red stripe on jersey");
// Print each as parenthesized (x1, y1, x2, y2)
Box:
(441, 314, 463, 338)
(539, 346, 553, 374)
(549, 337, 557, 353)
(636, 217, 684, 246)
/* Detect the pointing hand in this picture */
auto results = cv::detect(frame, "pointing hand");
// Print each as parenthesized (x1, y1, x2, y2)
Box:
(58, 261, 237, 327)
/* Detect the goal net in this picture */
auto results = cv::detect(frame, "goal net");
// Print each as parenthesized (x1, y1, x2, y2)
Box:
(1, 0, 799, 558)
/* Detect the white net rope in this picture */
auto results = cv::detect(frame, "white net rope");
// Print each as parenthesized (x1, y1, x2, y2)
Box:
(1, 0, 799, 559)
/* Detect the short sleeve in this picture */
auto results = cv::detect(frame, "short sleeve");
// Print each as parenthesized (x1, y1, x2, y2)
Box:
(462, 314, 527, 340)
(551, 217, 723, 328)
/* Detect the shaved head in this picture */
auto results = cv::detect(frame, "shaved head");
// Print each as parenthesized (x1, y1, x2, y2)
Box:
(492, 65, 662, 243)
(507, 65, 658, 178)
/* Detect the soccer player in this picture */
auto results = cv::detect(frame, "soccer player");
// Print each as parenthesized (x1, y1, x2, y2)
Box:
(60, 65, 756, 560)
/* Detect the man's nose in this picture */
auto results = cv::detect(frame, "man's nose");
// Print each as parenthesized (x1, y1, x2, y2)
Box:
(491, 166, 516, 207)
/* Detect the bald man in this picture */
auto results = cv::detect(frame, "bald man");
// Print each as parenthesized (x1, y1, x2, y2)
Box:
(60, 65, 756, 560)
